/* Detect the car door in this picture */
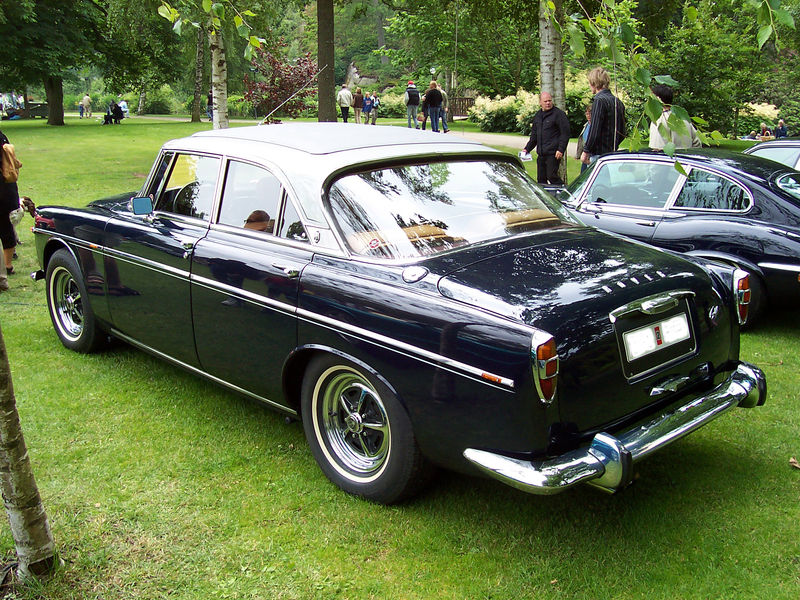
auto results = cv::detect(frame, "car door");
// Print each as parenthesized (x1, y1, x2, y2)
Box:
(573, 159, 682, 243)
(653, 165, 756, 257)
(190, 159, 313, 406)
(103, 151, 220, 367)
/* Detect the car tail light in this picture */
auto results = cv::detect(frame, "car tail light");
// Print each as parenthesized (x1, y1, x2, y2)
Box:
(733, 269, 750, 325)
(532, 332, 559, 404)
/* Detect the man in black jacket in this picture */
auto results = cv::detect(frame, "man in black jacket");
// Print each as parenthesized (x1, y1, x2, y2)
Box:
(523, 92, 571, 184)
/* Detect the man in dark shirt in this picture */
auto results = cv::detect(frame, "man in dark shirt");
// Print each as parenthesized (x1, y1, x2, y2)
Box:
(580, 67, 626, 166)
(523, 91, 571, 184)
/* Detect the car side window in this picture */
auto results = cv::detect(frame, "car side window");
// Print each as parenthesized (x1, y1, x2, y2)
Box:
(673, 169, 750, 211)
(280, 198, 309, 242)
(218, 161, 283, 234)
(587, 162, 679, 209)
(154, 154, 220, 220)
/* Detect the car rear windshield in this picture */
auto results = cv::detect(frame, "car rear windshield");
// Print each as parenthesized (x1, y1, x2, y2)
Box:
(327, 159, 574, 259)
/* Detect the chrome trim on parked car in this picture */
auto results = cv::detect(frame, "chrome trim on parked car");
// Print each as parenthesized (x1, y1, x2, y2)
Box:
(294, 306, 517, 390)
(609, 289, 695, 323)
(758, 261, 800, 273)
(463, 361, 766, 495)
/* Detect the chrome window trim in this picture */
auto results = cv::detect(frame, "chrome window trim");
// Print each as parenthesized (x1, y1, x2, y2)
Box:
(108, 328, 297, 416)
(665, 165, 754, 214)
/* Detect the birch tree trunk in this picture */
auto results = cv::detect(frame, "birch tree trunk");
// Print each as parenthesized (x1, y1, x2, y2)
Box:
(539, 0, 568, 183)
(191, 26, 205, 123)
(208, 19, 229, 130)
(0, 323, 55, 580)
(137, 90, 146, 116)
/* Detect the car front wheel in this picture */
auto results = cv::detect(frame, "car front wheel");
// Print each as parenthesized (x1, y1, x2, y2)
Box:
(45, 248, 105, 353)
(301, 354, 430, 504)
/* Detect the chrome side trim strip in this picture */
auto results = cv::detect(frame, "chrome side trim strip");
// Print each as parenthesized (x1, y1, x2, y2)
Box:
(109, 329, 297, 416)
(189, 274, 516, 390)
(758, 261, 800, 273)
(295, 306, 515, 390)
(190, 274, 296, 317)
(103, 247, 190, 280)
(464, 361, 766, 495)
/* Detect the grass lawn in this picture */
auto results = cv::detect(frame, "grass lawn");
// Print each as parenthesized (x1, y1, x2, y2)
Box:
(0, 117, 798, 599)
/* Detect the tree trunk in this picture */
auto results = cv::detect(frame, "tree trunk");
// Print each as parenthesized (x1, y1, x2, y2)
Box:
(192, 26, 204, 123)
(208, 19, 229, 129)
(317, 0, 337, 122)
(373, 0, 388, 65)
(0, 324, 56, 580)
(43, 76, 64, 126)
(137, 90, 146, 115)
(539, 0, 567, 183)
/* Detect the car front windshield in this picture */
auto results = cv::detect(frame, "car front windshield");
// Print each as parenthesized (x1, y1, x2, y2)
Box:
(327, 159, 576, 259)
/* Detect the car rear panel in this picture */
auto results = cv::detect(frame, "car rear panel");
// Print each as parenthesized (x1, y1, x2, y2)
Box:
(436, 228, 737, 445)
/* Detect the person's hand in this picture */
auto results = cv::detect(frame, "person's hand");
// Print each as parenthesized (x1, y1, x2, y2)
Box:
(555, 151, 563, 160)
(580, 151, 590, 165)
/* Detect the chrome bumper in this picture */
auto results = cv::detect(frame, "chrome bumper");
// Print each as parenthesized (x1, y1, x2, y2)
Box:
(463, 362, 766, 495)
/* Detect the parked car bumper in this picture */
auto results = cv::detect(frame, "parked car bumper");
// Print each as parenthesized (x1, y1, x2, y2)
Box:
(463, 361, 766, 495)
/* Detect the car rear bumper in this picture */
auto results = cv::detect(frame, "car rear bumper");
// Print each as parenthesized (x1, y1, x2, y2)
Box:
(463, 361, 766, 495)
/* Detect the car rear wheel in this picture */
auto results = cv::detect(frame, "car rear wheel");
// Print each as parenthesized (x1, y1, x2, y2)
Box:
(46, 249, 105, 353)
(301, 354, 431, 504)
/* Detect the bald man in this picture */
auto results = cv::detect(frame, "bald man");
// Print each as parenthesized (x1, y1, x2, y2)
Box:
(523, 91, 570, 184)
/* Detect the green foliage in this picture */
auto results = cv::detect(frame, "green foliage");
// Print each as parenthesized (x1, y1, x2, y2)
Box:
(143, 85, 180, 114)
(375, 93, 407, 119)
(778, 100, 800, 135)
(468, 94, 522, 133)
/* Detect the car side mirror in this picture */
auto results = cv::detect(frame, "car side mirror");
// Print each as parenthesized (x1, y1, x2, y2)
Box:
(130, 196, 153, 215)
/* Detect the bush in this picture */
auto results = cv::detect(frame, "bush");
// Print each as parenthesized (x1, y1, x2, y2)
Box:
(376, 93, 406, 118)
(468, 94, 522, 133)
(143, 85, 179, 114)
(778, 100, 800, 136)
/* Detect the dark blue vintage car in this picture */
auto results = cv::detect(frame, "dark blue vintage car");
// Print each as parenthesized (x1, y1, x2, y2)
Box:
(557, 149, 800, 323)
(33, 124, 766, 503)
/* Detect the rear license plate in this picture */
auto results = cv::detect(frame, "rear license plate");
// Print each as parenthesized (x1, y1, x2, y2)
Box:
(614, 297, 698, 380)
(623, 314, 691, 362)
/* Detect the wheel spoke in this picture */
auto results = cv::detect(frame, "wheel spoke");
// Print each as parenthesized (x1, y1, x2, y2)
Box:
(356, 432, 378, 458)
(355, 388, 369, 413)
(361, 420, 388, 435)
(337, 393, 354, 418)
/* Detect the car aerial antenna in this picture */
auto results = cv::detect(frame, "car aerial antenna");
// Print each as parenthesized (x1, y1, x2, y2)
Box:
(258, 64, 328, 126)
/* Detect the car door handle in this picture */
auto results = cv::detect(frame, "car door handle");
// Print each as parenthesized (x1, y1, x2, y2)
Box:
(635, 220, 657, 227)
(272, 263, 300, 278)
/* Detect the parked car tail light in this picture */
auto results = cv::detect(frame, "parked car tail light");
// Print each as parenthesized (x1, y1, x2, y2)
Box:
(532, 332, 559, 404)
(733, 269, 750, 325)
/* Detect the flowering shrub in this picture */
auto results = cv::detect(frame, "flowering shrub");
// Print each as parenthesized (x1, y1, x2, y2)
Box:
(468, 94, 522, 133)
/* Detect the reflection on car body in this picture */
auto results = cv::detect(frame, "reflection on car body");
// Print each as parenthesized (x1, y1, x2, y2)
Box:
(33, 125, 766, 504)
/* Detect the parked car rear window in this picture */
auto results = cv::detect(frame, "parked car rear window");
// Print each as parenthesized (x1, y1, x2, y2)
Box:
(327, 159, 574, 259)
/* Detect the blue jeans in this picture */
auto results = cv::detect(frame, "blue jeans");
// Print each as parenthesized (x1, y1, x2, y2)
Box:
(439, 108, 449, 132)
(429, 106, 441, 132)
(406, 104, 419, 128)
